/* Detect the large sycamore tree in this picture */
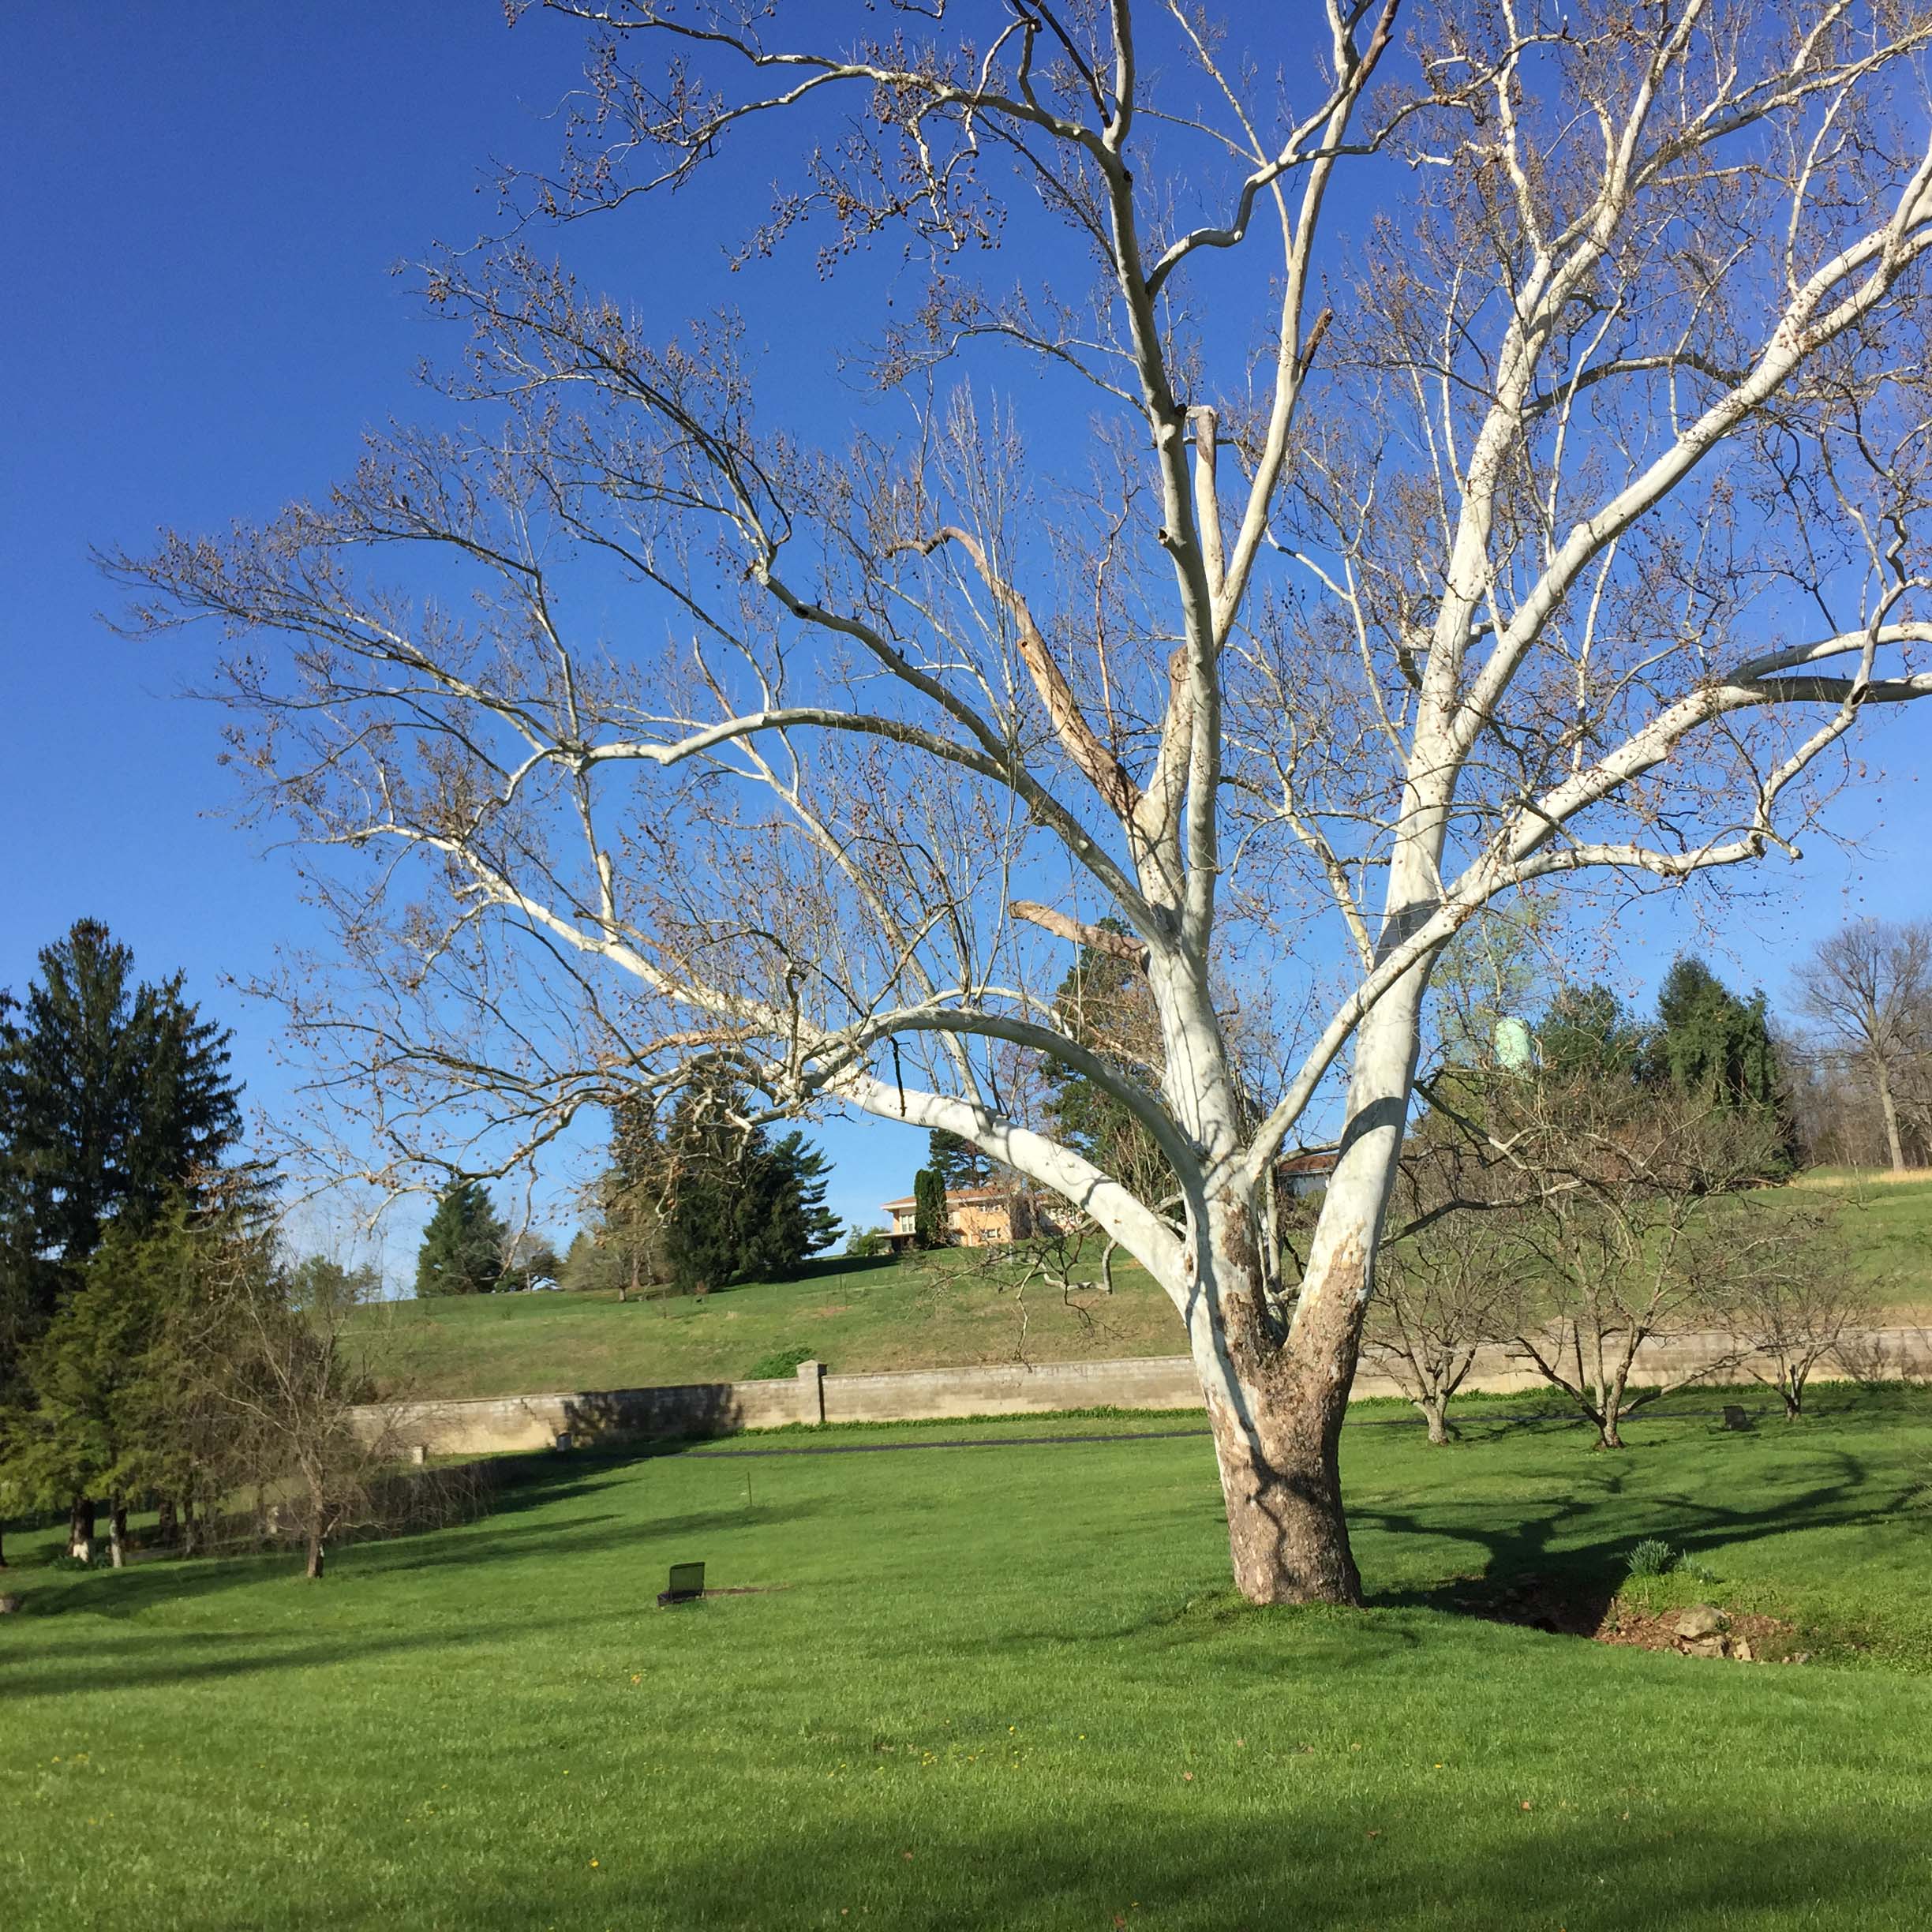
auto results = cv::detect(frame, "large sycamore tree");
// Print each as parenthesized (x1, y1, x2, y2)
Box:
(118, 2, 1932, 1603)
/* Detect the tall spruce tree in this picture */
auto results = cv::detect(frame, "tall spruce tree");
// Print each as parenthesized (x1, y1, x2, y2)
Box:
(912, 1167, 949, 1250)
(927, 1129, 991, 1190)
(0, 923, 244, 1565)
(621, 1082, 841, 1293)
(741, 1132, 841, 1277)
(593, 1095, 673, 1298)
(1647, 956, 1797, 1171)
(1538, 983, 1646, 1080)
(0, 919, 242, 1292)
(413, 1181, 507, 1297)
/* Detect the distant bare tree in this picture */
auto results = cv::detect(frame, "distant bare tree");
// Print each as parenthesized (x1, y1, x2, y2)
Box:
(1722, 1199, 1869, 1416)
(1792, 920, 1932, 1170)
(1503, 1084, 1772, 1447)
(1361, 1138, 1534, 1443)
(113, 5, 1932, 1601)
(212, 1252, 399, 1580)
(1365, 1211, 1527, 1444)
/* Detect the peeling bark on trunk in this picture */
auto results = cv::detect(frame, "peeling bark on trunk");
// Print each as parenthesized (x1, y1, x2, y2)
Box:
(1181, 964, 1428, 1606)
(1191, 1197, 1363, 1607)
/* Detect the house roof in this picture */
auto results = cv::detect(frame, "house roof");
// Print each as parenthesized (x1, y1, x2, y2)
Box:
(1275, 1149, 1341, 1177)
(879, 1185, 1021, 1211)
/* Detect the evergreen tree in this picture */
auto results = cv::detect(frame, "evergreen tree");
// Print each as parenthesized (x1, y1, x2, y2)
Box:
(1647, 956, 1798, 1171)
(1039, 920, 1171, 1203)
(593, 1095, 674, 1297)
(1538, 983, 1645, 1080)
(598, 1081, 842, 1290)
(413, 1181, 507, 1297)
(1650, 957, 1773, 1098)
(739, 1132, 841, 1278)
(5, 1202, 260, 1565)
(656, 1083, 748, 1294)
(0, 919, 242, 1297)
(557, 1226, 624, 1295)
(927, 1129, 991, 1190)
(0, 924, 246, 1562)
(912, 1167, 950, 1249)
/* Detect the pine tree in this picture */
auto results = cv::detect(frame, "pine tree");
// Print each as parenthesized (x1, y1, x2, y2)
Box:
(598, 1084, 841, 1293)
(1538, 983, 1645, 1080)
(0, 923, 245, 1562)
(414, 1181, 507, 1297)
(0, 920, 242, 1293)
(741, 1132, 841, 1276)
(656, 1083, 749, 1294)
(594, 1096, 673, 1298)
(927, 1129, 990, 1190)
(557, 1227, 623, 1295)
(6, 1204, 254, 1565)
(1648, 956, 1797, 1170)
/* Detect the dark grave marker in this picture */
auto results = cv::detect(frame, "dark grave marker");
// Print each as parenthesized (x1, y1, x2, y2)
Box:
(657, 1561, 706, 1607)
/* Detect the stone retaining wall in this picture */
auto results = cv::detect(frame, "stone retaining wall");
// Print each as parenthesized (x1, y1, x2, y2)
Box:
(356, 1326, 1930, 1456)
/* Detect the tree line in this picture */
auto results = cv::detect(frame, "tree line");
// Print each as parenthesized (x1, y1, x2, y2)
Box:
(1346, 945, 1895, 1447)
(0, 922, 395, 1577)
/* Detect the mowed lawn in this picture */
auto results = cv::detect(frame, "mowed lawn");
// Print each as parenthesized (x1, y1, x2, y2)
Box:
(350, 1174, 1932, 1403)
(350, 1249, 1182, 1400)
(5, 1391, 1932, 1929)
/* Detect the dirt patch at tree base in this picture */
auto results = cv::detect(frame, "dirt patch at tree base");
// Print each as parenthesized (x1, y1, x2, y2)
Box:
(1443, 1574, 1807, 1661)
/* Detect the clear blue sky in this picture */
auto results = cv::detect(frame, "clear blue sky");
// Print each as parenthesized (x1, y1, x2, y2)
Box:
(2, 8, 1927, 1275)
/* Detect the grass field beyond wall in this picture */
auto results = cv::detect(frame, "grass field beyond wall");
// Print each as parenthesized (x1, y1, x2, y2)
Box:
(351, 1173, 1932, 1402)
(4, 1389, 1932, 1929)
(351, 1247, 1186, 1399)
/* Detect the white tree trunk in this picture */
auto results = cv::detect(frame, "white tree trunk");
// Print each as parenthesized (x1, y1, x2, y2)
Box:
(1181, 962, 1431, 1604)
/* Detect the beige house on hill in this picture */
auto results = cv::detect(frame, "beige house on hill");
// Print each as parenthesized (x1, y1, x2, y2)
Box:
(881, 1158, 1336, 1253)
(881, 1185, 1041, 1252)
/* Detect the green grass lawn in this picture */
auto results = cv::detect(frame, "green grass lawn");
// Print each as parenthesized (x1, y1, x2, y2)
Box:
(351, 1248, 1184, 1400)
(6, 1389, 1932, 1929)
(1786, 1170, 1932, 1301)
(351, 1173, 1932, 1404)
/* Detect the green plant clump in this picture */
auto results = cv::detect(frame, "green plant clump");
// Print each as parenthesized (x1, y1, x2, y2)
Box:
(1626, 1537, 1676, 1578)
(743, 1344, 820, 1381)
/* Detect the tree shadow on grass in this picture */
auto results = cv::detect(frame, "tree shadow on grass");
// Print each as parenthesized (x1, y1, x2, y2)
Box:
(192, 1805, 1932, 1932)
(0, 1600, 670, 1703)
(930, 1442, 1908, 1669)
(1356, 1444, 1893, 1631)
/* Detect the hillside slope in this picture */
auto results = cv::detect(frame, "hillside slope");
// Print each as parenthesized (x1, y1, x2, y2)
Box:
(350, 1174, 1932, 1402)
